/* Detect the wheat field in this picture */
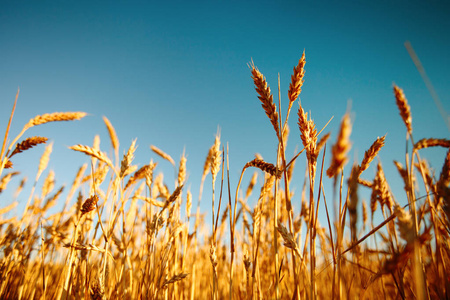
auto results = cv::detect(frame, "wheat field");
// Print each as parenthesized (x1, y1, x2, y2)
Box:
(0, 52, 449, 299)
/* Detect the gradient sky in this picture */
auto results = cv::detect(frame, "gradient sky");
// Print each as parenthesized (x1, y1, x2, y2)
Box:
(1, 1, 450, 229)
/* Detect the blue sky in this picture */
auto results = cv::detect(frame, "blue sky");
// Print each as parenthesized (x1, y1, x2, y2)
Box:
(1, 1, 449, 229)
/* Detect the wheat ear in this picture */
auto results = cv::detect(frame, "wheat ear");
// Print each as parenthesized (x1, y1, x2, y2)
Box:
(414, 138, 450, 150)
(249, 61, 280, 139)
(103, 116, 119, 152)
(393, 85, 412, 136)
(359, 135, 386, 175)
(150, 145, 176, 167)
(327, 113, 352, 178)
(288, 51, 306, 104)
(9, 136, 48, 158)
(244, 158, 282, 179)
(69, 144, 115, 173)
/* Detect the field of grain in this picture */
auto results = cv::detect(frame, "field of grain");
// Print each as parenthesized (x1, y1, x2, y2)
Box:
(0, 52, 449, 299)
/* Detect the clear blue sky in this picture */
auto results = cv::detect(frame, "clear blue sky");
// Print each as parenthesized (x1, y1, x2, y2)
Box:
(1, 1, 449, 228)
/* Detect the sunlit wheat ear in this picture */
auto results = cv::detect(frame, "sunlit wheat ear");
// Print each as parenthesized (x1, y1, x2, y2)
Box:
(357, 177, 373, 188)
(69, 144, 115, 172)
(276, 223, 302, 258)
(315, 132, 330, 155)
(0, 172, 20, 193)
(202, 147, 213, 180)
(209, 133, 221, 184)
(177, 150, 187, 187)
(326, 113, 352, 178)
(23, 112, 87, 130)
(162, 185, 183, 211)
(288, 50, 306, 103)
(249, 61, 280, 140)
(209, 244, 218, 274)
(371, 162, 394, 214)
(393, 160, 410, 192)
(102, 116, 119, 152)
(243, 248, 251, 274)
(393, 85, 412, 136)
(359, 135, 386, 175)
(41, 170, 55, 198)
(150, 145, 176, 167)
(245, 172, 258, 200)
(244, 158, 282, 179)
(37, 142, 53, 180)
(120, 139, 137, 178)
(125, 162, 156, 190)
(186, 190, 192, 218)
(8, 136, 48, 158)
(161, 273, 189, 290)
(394, 204, 414, 243)
(414, 138, 450, 150)
(2, 158, 13, 169)
(80, 194, 99, 215)
(297, 104, 317, 161)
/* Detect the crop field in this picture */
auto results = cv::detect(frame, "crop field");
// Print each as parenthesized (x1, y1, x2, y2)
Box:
(0, 52, 449, 299)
